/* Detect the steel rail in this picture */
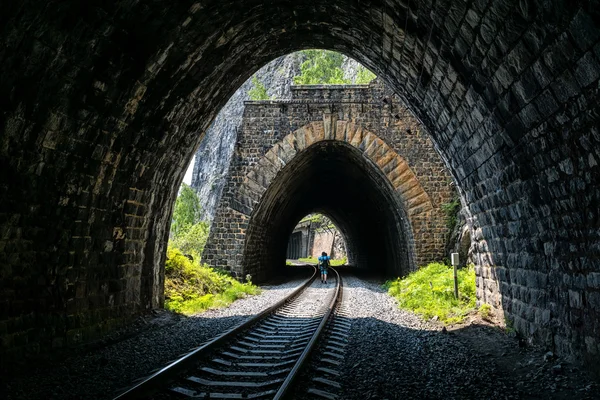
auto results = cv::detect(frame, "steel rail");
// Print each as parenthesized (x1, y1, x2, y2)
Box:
(113, 266, 317, 400)
(273, 267, 342, 400)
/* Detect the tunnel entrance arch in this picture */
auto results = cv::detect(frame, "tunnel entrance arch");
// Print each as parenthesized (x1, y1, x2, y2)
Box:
(203, 83, 457, 282)
(3, 1, 600, 366)
(240, 138, 416, 281)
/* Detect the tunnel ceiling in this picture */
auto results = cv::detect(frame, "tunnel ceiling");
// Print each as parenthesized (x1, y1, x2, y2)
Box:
(1, 0, 600, 366)
(247, 140, 413, 277)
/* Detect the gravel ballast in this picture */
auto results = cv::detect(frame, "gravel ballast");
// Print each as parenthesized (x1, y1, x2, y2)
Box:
(5, 272, 600, 400)
(4, 276, 309, 400)
(338, 275, 600, 400)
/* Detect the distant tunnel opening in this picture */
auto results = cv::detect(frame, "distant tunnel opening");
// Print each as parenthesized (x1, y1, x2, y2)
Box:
(286, 213, 348, 262)
(243, 141, 414, 280)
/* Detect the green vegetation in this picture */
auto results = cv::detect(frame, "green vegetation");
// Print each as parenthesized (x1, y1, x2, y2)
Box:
(299, 213, 326, 224)
(170, 222, 209, 259)
(293, 50, 377, 85)
(165, 247, 259, 315)
(169, 184, 210, 258)
(504, 317, 516, 334)
(294, 50, 350, 85)
(171, 184, 203, 237)
(478, 303, 492, 321)
(355, 65, 377, 84)
(385, 262, 476, 324)
(248, 76, 271, 100)
(165, 184, 258, 315)
(298, 257, 347, 266)
(441, 196, 461, 232)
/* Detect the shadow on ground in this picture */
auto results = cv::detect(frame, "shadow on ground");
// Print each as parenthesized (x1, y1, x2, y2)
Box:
(3, 269, 599, 400)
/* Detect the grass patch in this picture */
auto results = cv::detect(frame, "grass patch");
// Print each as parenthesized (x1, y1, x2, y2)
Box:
(384, 262, 476, 324)
(479, 303, 492, 321)
(297, 257, 346, 266)
(165, 247, 260, 315)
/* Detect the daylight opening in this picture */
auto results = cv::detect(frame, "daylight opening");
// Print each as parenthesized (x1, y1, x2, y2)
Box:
(164, 50, 379, 313)
(286, 213, 348, 265)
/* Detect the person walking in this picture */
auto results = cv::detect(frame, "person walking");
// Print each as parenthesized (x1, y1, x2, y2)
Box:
(318, 251, 330, 284)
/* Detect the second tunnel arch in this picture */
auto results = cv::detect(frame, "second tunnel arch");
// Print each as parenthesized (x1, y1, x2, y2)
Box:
(203, 83, 457, 281)
(243, 138, 416, 281)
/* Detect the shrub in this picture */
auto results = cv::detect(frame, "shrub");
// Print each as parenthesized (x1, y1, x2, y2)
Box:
(169, 183, 209, 260)
(169, 221, 209, 259)
(441, 197, 461, 232)
(385, 262, 476, 324)
(355, 65, 377, 84)
(164, 247, 260, 315)
(504, 317, 516, 334)
(248, 76, 271, 100)
(293, 50, 350, 85)
(171, 184, 202, 237)
(479, 303, 492, 321)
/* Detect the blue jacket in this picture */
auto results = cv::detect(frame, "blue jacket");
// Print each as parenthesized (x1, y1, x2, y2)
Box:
(318, 255, 330, 269)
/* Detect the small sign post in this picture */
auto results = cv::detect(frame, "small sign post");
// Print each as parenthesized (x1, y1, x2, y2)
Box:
(451, 253, 459, 299)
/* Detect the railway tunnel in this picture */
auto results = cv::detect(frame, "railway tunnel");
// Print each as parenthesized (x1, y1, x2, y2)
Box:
(202, 83, 452, 282)
(1, 0, 600, 371)
(244, 140, 415, 280)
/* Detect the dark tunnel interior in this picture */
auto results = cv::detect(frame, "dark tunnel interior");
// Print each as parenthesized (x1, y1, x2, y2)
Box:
(2, 0, 600, 371)
(243, 141, 415, 280)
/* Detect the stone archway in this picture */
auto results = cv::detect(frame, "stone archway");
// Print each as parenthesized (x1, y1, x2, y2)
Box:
(203, 82, 456, 281)
(2, 1, 600, 365)
(232, 118, 438, 276)
(242, 119, 433, 222)
(237, 136, 417, 281)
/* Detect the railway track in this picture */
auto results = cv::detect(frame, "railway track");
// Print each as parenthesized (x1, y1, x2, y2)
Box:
(113, 266, 342, 400)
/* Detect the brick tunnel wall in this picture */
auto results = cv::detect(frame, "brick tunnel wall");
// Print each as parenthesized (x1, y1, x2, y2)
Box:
(1, 0, 599, 369)
(203, 81, 456, 280)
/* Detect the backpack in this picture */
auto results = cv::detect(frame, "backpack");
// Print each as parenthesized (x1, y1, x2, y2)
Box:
(319, 256, 329, 269)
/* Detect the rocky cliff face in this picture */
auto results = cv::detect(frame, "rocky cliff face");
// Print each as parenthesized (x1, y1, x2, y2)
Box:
(190, 52, 364, 221)
(190, 53, 303, 220)
(342, 57, 361, 82)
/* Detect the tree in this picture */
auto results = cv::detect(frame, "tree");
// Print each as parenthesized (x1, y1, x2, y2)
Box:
(355, 65, 377, 84)
(293, 50, 351, 85)
(248, 76, 271, 100)
(170, 184, 210, 258)
(170, 221, 210, 257)
(171, 183, 202, 237)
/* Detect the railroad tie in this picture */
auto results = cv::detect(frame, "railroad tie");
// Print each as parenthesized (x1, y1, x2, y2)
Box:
(112, 268, 343, 400)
